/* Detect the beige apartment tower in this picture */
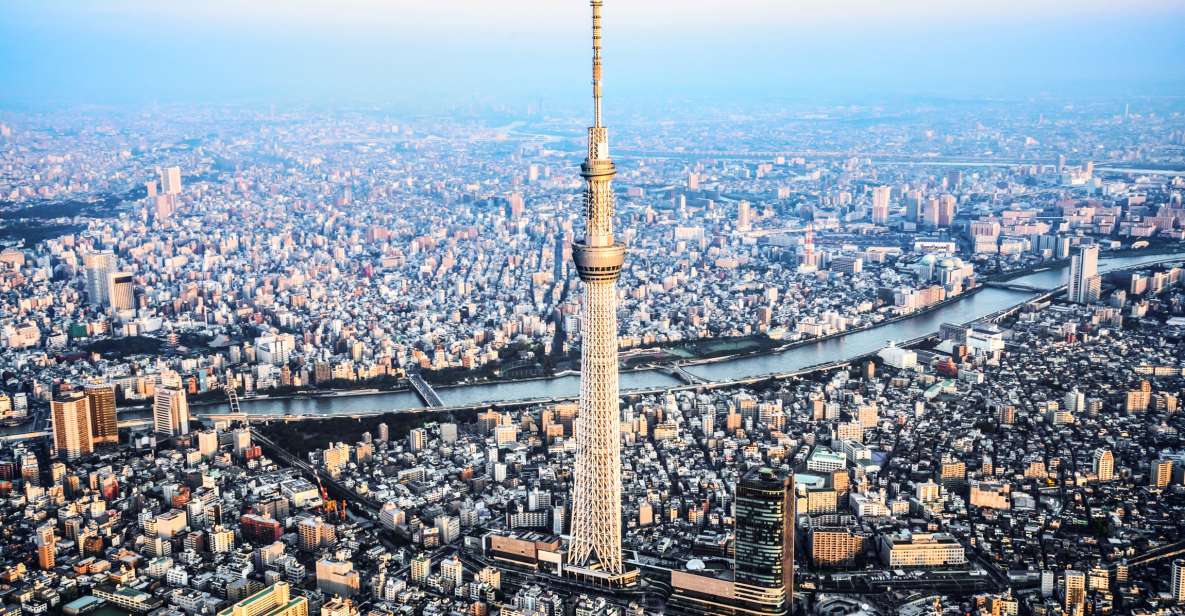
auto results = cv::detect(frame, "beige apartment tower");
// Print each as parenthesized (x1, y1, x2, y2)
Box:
(871, 185, 890, 224)
(107, 272, 135, 311)
(51, 390, 93, 460)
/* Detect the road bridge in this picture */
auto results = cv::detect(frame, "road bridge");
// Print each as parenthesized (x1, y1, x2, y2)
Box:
(407, 373, 444, 407)
(659, 365, 708, 385)
(982, 281, 1056, 293)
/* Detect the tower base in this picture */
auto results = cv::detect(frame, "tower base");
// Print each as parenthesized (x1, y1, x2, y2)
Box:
(563, 564, 641, 590)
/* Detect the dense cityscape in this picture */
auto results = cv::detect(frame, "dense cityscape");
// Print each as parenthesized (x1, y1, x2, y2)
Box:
(3, 2, 1185, 616)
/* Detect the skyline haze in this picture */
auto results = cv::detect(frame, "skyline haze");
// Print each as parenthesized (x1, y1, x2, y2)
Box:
(3, 0, 1184, 109)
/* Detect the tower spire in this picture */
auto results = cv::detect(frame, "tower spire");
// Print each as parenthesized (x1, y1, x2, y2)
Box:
(592, 0, 603, 127)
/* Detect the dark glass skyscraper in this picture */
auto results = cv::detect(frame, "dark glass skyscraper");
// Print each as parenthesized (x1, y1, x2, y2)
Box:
(85, 384, 118, 444)
(734, 467, 795, 615)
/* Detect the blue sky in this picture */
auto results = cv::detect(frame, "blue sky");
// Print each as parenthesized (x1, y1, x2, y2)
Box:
(2, 1, 1183, 109)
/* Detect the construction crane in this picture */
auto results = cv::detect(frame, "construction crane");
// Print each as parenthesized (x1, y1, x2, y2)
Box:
(313, 476, 347, 521)
(323, 499, 347, 521)
(317, 476, 329, 504)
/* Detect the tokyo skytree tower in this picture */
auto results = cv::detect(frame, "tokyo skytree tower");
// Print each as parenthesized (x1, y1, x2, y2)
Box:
(567, 0, 626, 578)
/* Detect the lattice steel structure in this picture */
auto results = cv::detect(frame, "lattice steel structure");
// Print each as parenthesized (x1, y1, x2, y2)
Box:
(567, 0, 626, 578)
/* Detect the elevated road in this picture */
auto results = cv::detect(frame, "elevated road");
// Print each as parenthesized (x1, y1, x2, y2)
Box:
(249, 429, 382, 516)
(1116, 539, 1185, 571)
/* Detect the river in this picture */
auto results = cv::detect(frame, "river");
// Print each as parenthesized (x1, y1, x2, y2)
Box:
(198, 251, 1181, 417)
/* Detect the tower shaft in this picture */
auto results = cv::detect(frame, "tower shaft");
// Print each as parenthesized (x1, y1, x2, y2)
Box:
(568, 0, 625, 576)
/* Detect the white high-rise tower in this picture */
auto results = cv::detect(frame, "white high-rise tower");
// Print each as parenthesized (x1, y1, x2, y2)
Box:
(1068, 244, 1100, 304)
(567, 0, 631, 584)
(153, 371, 191, 437)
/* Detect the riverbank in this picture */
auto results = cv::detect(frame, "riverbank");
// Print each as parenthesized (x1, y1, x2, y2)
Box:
(986, 244, 1185, 284)
(195, 287, 989, 411)
(188, 386, 412, 409)
(186, 249, 1185, 416)
(675, 285, 990, 369)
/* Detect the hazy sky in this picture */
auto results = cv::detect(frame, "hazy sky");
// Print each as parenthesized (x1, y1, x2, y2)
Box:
(2, 0, 1184, 110)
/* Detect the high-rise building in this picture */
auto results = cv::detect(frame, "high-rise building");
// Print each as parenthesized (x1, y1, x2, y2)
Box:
(297, 516, 335, 550)
(315, 559, 360, 598)
(478, 566, 501, 590)
(946, 169, 963, 191)
(797, 224, 817, 273)
(507, 192, 525, 219)
(435, 514, 460, 544)
(107, 272, 135, 311)
(734, 467, 794, 615)
(407, 428, 426, 452)
(35, 523, 55, 571)
(922, 197, 940, 228)
(1068, 244, 1100, 304)
(160, 166, 183, 195)
(83, 251, 116, 306)
(937, 194, 957, 227)
(737, 200, 752, 231)
(19, 450, 39, 483)
(85, 384, 118, 444)
(906, 191, 922, 223)
(323, 442, 350, 478)
(871, 186, 890, 224)
(51, 390, 93, 460)
(809, 527, 867, 568)
(209, 525, 236, 553)
(567, 0, 631, 584)
(1172, 559, 1185, 603)
(154, 375, 191, 437)
(410, 553, 432, 585)
(1064, 569, 1086, 614)
(216, 582, 308, 616)
(1152, 458, 1174, 488)
(1064, 389, 1085, 415)
(440, 555, 463, 590)
(1093, 448, 1114, 482)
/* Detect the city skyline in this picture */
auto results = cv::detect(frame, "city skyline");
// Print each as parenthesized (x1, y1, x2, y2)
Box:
(1, 1, 1185, 616)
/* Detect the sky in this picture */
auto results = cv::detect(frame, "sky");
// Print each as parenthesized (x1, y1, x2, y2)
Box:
(2, 0, 1184, 111)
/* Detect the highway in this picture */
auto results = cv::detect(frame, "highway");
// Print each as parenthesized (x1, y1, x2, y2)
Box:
(249, 428, 383, 516)
(1116, 539, 1185, 571)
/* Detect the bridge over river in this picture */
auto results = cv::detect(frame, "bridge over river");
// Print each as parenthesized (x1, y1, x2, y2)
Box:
(2, 251, 1181, 437)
